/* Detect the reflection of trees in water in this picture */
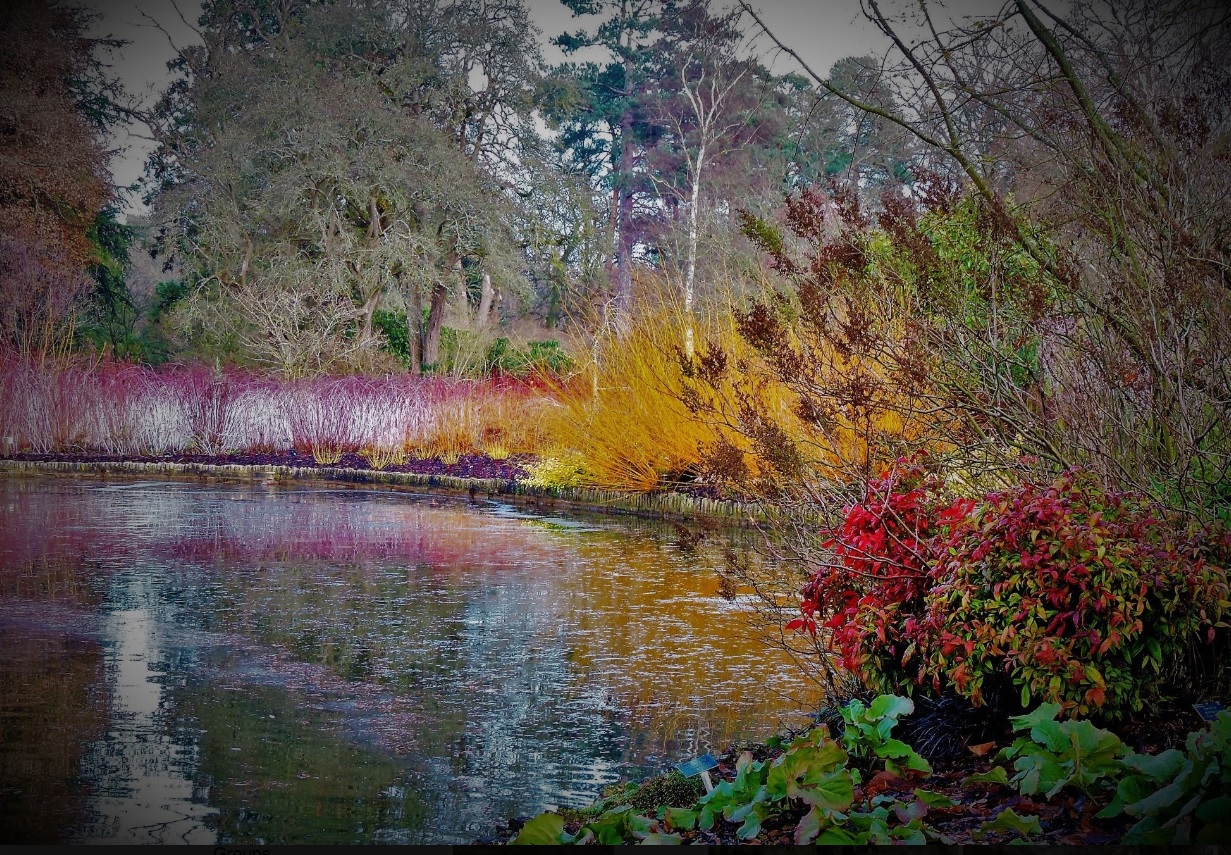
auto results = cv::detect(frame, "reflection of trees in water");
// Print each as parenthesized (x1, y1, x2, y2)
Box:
(0, 477, 820, 838)
(173, 685, 430, 845)
(0, 632, 109, 843)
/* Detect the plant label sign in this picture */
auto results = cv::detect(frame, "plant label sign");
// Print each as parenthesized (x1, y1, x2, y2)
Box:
(1193, 701, 1226, 722)
(675, 754, 719, 793)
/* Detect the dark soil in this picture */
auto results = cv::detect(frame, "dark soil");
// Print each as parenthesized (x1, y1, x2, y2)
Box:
(11, 450, 530, 481)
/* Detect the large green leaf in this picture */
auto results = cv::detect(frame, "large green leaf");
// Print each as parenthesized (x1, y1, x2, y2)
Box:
(1013, 752, 1066, 796)
(1122, 749, 1185, 782)
(1196, 796, 1231, 824)
(661, 807, 697, 831)
(1096, 774, 1154, 818)
(868, 694, 915, 720)
(735, 810, 762, 840)
(1010, 703, 1062, 732)
(975, 808, 1043, 840)
(1126, 782, 1186, 818)
(638, 832, 683, 845)
(816, 825, 866, 844)
(963, 767, 1011, 787)
(789, 769, 855, 812)
(914, 788, 957, 808)
(510, 812, 564, 845)
(1195, 824, 1231, 845)
(793, 805, 824, 845)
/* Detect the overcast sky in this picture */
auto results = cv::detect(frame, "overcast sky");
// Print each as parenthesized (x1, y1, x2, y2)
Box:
(78, 0, 957, 216)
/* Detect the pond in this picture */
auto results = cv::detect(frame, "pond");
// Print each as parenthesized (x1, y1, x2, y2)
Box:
(0, 476, 818, 844)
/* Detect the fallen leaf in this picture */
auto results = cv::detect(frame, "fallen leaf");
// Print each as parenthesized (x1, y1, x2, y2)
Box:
(967, 741, 997, 756)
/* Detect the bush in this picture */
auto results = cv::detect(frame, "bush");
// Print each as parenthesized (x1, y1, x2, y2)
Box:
(929, 470, 1230, 718)
(486, 338, 574, 378)
(793, 462, 1231, 720)
(790, 458, 964, 693)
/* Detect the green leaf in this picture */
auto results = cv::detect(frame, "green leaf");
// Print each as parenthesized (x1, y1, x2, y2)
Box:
(1096, 775, 1153, 818)
(698, 804, 716, 831)
(866, 693, 915, 723)
(736, 810, 762, 840)
(510, 812, 564, 845)
(1013, 753, 1067, 796)
(876, 737, 914, 759)
(868, 694, 915, 721)
(891, 824, 928, 845)
(1122, 817, 1176, 845)
(1196, 796, 1231, 824)
(1029, 720, 1067, 754)
(816, 826, 865, 844)
(1195, 824, 1231, 845)
(1010, 703, 1063, 733)
(964, 767, 1011, 787)
(794, 805, 824, 845)
(1126, 782, 1186, 818)
(914, 788, 957, 808)
(629, 813, 655, 838)
(661, 807, 697, 831)
(638, 832, 683, 845)
(975, 808, 1043, 840)
(1122, 749, 1185, 782)
(789, 768, 855, 812)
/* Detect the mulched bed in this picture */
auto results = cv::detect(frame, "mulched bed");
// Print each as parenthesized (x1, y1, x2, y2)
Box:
(10, 450, 530, 481)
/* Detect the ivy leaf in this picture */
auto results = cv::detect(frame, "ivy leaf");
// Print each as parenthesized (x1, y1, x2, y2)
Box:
(975, 808, 1043, 840)
(510, 812, 564, 845)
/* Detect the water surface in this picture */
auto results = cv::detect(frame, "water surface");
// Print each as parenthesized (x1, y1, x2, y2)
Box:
(0, 476, 816, 844)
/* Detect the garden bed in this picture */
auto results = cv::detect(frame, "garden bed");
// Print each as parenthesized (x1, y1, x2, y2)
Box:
(487, 694, 1228, 846)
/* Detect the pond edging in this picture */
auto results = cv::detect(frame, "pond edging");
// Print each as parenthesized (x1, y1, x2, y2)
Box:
(0, 458, 765, 525)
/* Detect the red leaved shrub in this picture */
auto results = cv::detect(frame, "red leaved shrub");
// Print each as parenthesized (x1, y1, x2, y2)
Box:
(793, 460, 1231, 719)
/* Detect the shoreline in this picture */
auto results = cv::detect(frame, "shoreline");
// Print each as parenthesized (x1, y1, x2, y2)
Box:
(0, 457, 763, 525)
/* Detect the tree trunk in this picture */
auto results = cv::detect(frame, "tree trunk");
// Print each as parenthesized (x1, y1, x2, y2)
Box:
(683, 145, 704, 359)
(407, 285, 423, 374)
(476, 271, 495, 328)
(422, 281, 449, 370)
(359, 287, 382, 345)
(613, 111, 636, 337)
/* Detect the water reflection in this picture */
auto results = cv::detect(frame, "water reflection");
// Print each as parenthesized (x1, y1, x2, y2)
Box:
(0, 477, 817, 844)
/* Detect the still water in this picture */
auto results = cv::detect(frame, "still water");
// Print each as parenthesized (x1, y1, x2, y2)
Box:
(0, 476, 817, 844)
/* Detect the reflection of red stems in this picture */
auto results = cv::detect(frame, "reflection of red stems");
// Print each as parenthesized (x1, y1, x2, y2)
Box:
(0, 351, 553, 457)
(0, 487, 565, 573)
